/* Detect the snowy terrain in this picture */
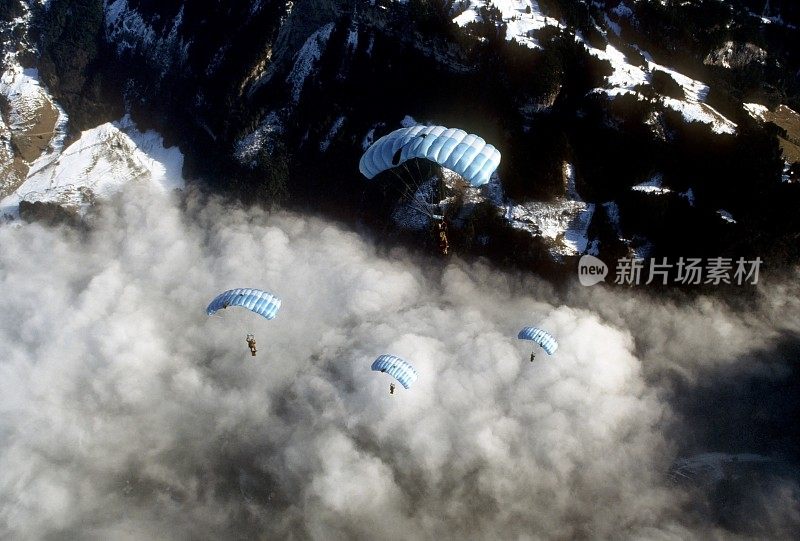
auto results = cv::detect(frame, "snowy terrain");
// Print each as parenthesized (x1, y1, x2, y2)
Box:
(286, 22, 335, 103)
(104, 0, 190, 76)
(717, 209, 737, 224)
(505, 162, 595, 257)
(1, 6, 68, 198)
(453, 1, 736, 134)
(453, 0, 559, 49)
(631, 173, 671, 195)
(319, 116, 346, 152)
(1, 115, 185, 217)
(743, 102, 769, 121)
(586, 44, 737, 135)
(0, 66, 68, 155)
(234, 110, 285, 167)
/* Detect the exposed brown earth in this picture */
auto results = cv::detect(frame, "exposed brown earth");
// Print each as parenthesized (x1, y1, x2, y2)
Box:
(764, 104, 800, 163)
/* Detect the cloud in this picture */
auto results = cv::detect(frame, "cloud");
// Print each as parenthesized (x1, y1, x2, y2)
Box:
(0, 187, 798, 539)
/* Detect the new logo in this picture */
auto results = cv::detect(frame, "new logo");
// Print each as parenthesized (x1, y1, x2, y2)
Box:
(578, 255, 608, 286)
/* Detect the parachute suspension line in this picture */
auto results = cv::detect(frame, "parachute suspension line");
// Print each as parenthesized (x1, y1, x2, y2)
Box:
(388, 167, 414, 202)
(412, 158, 436, 215)
(416, 160, 442, 219)
(437, 169, 445, 216)
(392, 163, 434, 218)
(388, 168, 428, 217)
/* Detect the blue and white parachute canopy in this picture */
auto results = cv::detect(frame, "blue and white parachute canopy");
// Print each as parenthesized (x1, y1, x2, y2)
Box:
(206, 288, 282, 320)
(518, 327, 558, 355)
(371, 354, 419, 389)
(359, 125, 501, 187)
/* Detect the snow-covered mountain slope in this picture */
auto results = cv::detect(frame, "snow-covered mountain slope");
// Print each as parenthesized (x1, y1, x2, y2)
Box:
(0, 2, 183, 220)
(587, 44, 737, 134)
(1, 115, 184, 217)
(745, 103, 800, 168)
(286, 22, 335, 103)
(0, 1, 66, 198)
(454, 1, 559, 49)
(0, 64, 68, 189)
(104, 0, 190, 76)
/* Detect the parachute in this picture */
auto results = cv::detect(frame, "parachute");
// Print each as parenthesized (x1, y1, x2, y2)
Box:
(518, 327, 558, 355)
(371, 354, 418, 389)
(206, 288, 282, 320)
(359, 125, 501, 188)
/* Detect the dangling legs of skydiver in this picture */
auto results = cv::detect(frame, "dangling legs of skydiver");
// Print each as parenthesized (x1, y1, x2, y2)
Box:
(389, 382, 396, 395)
(246, 333, 257, 356)
(530, 351, 535, 362)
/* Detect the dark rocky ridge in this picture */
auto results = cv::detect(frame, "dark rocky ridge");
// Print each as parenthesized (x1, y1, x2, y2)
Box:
(10, 0, 800, 274)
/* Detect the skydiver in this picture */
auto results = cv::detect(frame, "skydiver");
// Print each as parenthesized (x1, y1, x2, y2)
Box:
(389, 382, 396, 395)
(438, 219, 449, 255)
(530, 352, 536, 362)
(246, 333, 257, 356)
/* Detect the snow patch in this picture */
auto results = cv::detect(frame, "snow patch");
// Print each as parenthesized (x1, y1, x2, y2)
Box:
(105, 0, 157, 54)
(603, 13, 621, 37)
(104, 1, 189, 76)
(1, 115, 184, 217)
(346, 23, 359, 52)
(286, 22, 335, 103)
(680, 188, 695, 206)
(365, 34, 375, 56)
(717, 209, 736, 224)
(585, 43, 648, 92)
(362, 127, 377, 151)
(612, 2, 633, 19)
(661, 96, 737, 134)
(234, 110, 285, 167)
(453, 1, 560, 49)
(361, 122, 387, 151)
(632, 173, 671, 194)
(1, 66, 50, 132)
(319, 116, 346, 152)
(400, 115, 418, 128)
(743, 102, 769, 121)
(586, 43, 737, 134)
(505, 162, 595, 257)
(782, 162, 795, 184)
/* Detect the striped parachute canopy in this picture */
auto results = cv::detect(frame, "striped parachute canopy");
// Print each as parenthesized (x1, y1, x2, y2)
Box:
(206, 288, 282, 320)
(359, 125, 501, 187)
(517, 327, 558, 355)
(371, 354, 419, 389)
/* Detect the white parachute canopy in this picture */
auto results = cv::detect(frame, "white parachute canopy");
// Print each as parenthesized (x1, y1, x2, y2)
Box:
(518, 326, 559, 355)
(359, 125, 501, 187)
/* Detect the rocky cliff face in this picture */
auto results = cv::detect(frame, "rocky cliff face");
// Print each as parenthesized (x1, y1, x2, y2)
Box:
(1, 1, 66, 201)
(704, 41, 768, 69)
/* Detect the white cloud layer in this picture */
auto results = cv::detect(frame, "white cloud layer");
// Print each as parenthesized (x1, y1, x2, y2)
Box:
(0, 187, 798, 539)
